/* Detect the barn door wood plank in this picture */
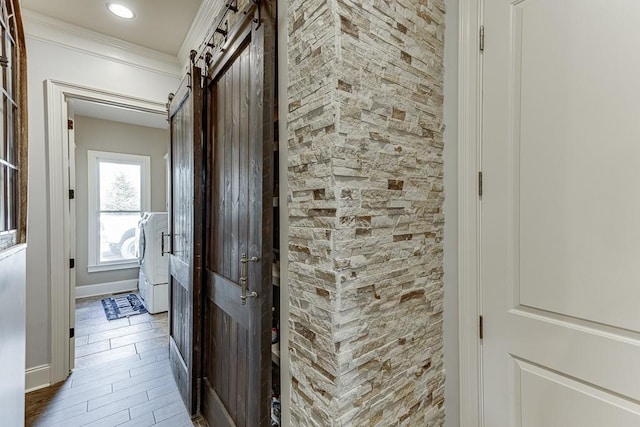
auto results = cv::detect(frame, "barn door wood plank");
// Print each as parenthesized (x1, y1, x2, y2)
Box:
(167, 65, 203, 416)
(200, 2, 275, 425)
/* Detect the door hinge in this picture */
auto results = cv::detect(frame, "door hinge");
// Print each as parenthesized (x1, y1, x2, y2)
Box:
(480, 25, 485, 52)
(70, 327, 75, 338)
(69, 189, 75, 199)
(68, 119, 74, 130)
(70, 258, 75, 269)
(478, 171, 483, 197)
(479, 315, 484, 339)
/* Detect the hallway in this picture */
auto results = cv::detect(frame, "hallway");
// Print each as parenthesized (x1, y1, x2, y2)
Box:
(25, 295, 207, 427)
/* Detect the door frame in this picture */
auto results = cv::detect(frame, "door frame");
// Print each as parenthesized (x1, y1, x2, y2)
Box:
(67, 107, 76, 369)
(457, 0, 484, 425)
(46, 80, 167, 384)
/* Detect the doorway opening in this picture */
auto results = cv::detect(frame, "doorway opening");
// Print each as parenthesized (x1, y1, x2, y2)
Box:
(68, 98, 170, 369)
(44, 80, 169, 386)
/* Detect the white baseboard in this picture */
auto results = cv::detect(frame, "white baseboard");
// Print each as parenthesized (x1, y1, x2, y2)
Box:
(25, 364, 51, 392)
(75, 279, 138, 299)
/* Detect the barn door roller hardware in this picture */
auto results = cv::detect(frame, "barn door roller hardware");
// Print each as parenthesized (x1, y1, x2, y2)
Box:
(226, 0, 238, 13)
(215, 20, 229, 39)
(193, 0, 258, 64)
(252, 0, 261, 27)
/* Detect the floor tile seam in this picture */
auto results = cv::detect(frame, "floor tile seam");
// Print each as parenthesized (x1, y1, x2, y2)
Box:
(57, 380, 113, 398)
(45, 385, 113, 413)
(145, 382, 178, 401)
(74, 340, 112, 356)
(66, 391, 150, 425)
(152, 400, 187, 423)
(70, 368, 133, 385)
(86, 323, 155, 343)
(86, 385, 151, 411)
(83, 408, 131, 427)
(74, 344, 139, 363)
(111, 331, 169, 346)
(39, 401, 89, 425)
(128, 390, 182, 418)
(107, 373, 172, 398)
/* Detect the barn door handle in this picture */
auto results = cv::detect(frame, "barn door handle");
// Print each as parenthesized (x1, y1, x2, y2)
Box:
(240, 253, 259, 305)
(161, 232, 172, 256)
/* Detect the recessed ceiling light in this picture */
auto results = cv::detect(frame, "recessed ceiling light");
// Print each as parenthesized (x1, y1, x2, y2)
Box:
(107, 3, 135, 19)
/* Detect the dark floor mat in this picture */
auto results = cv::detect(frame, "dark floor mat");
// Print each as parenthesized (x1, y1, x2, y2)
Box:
(101, 294, 147, 321)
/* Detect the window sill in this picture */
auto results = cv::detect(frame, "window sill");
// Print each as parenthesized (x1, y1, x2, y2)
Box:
(88, 261, 139, 273)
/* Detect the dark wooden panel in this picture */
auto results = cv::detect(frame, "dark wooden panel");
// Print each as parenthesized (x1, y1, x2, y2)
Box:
(191, 64, 205, 420)
(169, 255, 191, 292)
(223, 67, 232, 280)
(246, 2, 276, 426)
(220, 307, 230, 409)
(228, 316, 238, 420)
(236, 326, 248, 427)
(171, 90, 194, 268)
(169, 279, 189, 359)
(208, 297, 217, 395)
(202, 377, 234, 427)
(202, 308, 250, 427)
(207, 270, 250, 330)
(214, 299, 222, 406)
(169, 337, 189, 401)
(211, 44, 254, 285)
(230, 55, 241, 283)
(214, 76, 225, 273)
(200, 3, 275, 425)
(239, 46, 249, 284)
(167, 66, 204, 416)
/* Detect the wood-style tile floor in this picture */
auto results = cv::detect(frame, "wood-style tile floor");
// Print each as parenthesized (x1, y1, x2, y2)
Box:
(25, 294, 208, 427)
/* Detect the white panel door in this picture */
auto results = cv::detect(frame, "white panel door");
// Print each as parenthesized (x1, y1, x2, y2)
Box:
(482, 0, 640, 425)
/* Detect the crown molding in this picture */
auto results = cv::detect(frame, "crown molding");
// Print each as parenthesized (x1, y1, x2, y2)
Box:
(178, 0, 224, 69)
(23, 9, 182, 79)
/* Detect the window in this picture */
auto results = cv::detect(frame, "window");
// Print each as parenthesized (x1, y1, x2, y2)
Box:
(88, 151, 150, 271)
(0, 0, 25, 252)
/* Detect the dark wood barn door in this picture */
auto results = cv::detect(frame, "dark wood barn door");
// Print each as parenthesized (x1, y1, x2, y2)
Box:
(201, 2, 275, 426)
(168, 65, 204, 416)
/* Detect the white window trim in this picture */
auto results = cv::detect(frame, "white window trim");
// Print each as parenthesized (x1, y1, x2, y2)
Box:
(87, 150, 151, 272)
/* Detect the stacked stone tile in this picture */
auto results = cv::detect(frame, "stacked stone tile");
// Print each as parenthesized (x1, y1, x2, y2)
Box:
(288, 0, 446, 425)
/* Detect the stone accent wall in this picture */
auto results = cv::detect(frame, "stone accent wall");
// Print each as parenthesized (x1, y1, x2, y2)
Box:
(287, 0, 341, 424)
(287, 0, 446, 425)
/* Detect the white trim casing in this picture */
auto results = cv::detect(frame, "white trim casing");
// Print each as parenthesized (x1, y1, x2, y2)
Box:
(86, 150, 151, 270)
(458, 0, 483, 425)
(75, 279, 139, 299)
(23, 9, 181, 79)
(25, 364, 52, 393)
(46, 80, 166, 385)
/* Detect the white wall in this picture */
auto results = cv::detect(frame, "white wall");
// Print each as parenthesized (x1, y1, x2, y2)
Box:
(443, 0, 460, 425)
(0, 245, 26, 424)
(74, 115, 168, 288)
(25, 35, 179, 371)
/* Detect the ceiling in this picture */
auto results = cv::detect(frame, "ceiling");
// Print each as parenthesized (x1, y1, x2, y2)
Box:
(21, 0, 203, 55)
